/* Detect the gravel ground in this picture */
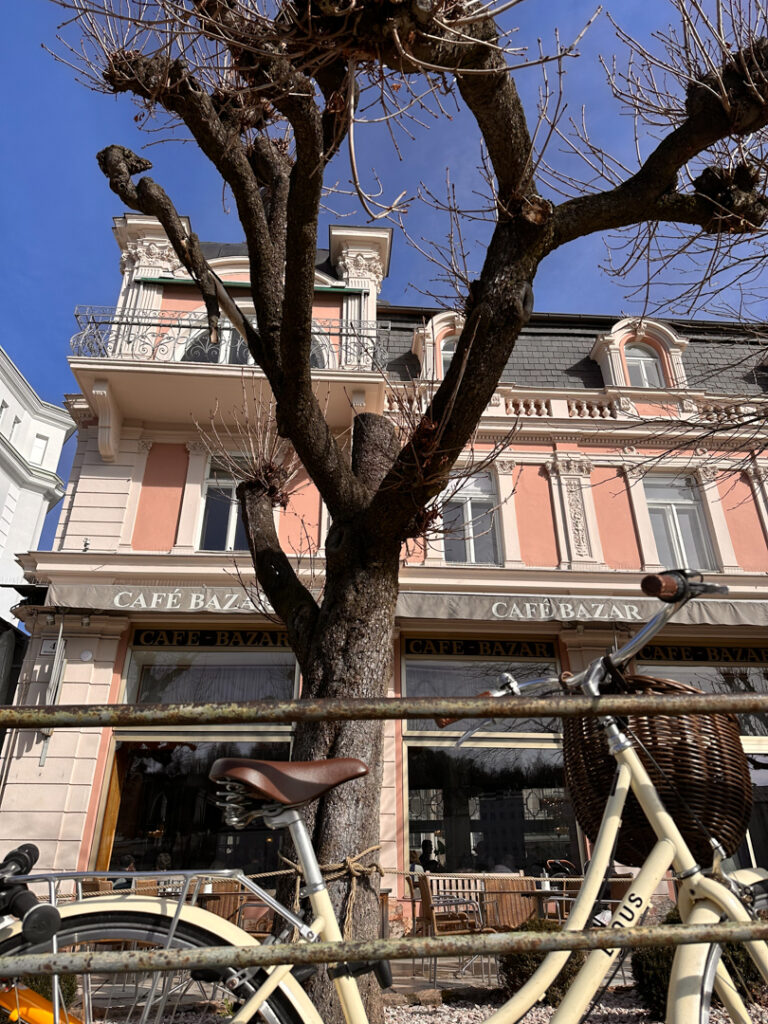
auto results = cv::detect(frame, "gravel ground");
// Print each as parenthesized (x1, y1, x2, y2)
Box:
(384, 991, 768, 1023)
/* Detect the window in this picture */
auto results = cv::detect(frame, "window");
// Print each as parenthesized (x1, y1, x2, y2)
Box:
(443, 472, 501, 564)
(441, 334, 459, 376)
(407, 746, 579, 873)
(636, 647, 768, 867)
(111, 645, 298, 871)
(199, 462, 248, 551)
(30, 434, 48, 465)
(182, 322, 252, 365)
(110, 739, 289, 872)
(625, 342, 664, 388)
(405, 656, 557, 735)
(645, 475, 715, 570)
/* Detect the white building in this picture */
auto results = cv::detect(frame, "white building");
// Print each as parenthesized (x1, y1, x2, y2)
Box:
(0, 346, 73, 623)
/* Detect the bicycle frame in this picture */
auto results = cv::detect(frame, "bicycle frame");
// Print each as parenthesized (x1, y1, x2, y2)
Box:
(3, 577, 768, 1024)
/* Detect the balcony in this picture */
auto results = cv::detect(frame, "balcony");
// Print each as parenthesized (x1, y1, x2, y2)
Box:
(68, 307, 398, 456)
(70, 305, 390, 372)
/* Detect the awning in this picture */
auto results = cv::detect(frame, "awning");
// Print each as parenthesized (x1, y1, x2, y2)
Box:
(42, 582, 768, 628)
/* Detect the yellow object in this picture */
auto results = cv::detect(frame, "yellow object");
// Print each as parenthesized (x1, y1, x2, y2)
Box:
(0, 986, 83, 1024)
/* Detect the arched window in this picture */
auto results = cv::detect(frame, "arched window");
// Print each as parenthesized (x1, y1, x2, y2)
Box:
(624, 342, 664, 388)
(181, 321, 255, 365)
(441, 334, 459, 376)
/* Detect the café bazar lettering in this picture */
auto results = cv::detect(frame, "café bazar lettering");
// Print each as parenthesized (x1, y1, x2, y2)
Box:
(491, 598, 644, 621)
(109, 587, 646, 622)
(114, 589, 259, 612)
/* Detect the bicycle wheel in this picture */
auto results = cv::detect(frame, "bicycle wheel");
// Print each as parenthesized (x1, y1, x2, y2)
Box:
(0, 900, 321, 1024)
(670, 880, 768, 1024)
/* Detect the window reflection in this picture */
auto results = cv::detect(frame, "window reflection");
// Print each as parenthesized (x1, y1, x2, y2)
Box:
(636, 661, 768, 737)
(407, 746, 578, 874)
(111, 740, 288, 872)
(405, 659, 557, 733)
(137, 654, 296, 704)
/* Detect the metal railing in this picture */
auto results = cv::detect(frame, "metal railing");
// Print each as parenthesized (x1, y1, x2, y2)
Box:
(4, 689, 768, 979)
(0, 691, 766, 729)
(69, 305, 390, 371)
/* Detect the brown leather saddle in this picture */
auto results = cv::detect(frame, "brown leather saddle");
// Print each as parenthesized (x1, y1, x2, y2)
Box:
(210, 757, 368, 807)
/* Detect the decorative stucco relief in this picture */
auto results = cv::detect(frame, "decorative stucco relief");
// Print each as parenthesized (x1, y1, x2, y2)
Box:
(120, 240, 184, 277)
(334, 251, 385, 290)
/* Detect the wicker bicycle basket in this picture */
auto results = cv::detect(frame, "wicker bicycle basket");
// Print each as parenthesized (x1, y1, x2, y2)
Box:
(562, 675, 752, 866)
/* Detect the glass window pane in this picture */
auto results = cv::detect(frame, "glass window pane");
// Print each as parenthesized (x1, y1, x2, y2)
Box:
(648, 506, 677, 567)
(232, 508, 249, 551)
(626, 360, 645, 388)
(138, 654, 296, 704)
(200, 490, 232, 550)
(636, 662, 768, 738)
(405, 660, 557, 733)
(182, 332, 220, 363)
(644, 477, 689, 502)
(643, 357, 663, 388)
(470, 501, 500, 564)
(111, 740, 289, 872)
(228, 332, 250, 365)
(441, 336, 457, 375)
(675, 506, 714, 570)
(443, 501, 467, 563)
(407, 746, 579, 873)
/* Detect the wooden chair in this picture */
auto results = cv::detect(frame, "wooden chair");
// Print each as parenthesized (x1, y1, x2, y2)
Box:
(417, 874, 496, 984)
(199, 879, 247, 923)
(482, 875, 537, 929)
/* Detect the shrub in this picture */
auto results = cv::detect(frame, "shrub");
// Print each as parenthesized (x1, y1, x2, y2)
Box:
(497, 917, 586, 1006)
(632, 906, 767, 1020)
(23, 972, 79, 1009)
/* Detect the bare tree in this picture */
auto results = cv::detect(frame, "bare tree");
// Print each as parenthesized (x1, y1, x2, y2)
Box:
(50, 1, 768, 1019)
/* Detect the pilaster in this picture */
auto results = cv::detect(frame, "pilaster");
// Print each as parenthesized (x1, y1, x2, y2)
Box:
(496, 459, 524, 568)
(621, 465, 664, 572)
(697, 465, 740, 573)
(117, 438, 153, 552)
(545, 455, 604, 570)
(174, 441, 209, 552)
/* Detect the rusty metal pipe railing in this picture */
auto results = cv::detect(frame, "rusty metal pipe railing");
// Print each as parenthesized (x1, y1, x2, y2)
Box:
(6, 919, 768, 977)
(0, 692, 766, 729)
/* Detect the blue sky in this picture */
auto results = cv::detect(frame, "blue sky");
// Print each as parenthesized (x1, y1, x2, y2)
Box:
(0, 3, 735, 542)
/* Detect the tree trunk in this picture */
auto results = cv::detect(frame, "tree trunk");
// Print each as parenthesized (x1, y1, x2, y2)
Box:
(288, 548, 399, 1024)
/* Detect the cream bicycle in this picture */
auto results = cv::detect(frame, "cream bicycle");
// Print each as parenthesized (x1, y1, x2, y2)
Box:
(0, 570, 766, 1023)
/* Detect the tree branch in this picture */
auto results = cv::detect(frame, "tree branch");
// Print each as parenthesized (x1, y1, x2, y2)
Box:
(237, 479, 319, 660)
(552, 41, 768, 247)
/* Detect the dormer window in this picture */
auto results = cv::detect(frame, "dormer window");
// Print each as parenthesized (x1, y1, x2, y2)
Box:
(625, 343, 664, 388)
(591, 318, 689, 389)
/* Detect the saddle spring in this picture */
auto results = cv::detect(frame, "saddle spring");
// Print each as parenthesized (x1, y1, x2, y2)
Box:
(214, 781, 264, 829)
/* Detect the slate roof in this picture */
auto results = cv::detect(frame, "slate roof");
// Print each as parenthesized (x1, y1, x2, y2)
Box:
(379, 307, 768, 397)
(195, 244, 768, 397)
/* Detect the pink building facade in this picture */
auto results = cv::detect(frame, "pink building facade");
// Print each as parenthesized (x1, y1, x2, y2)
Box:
(3, 214, 767, 910)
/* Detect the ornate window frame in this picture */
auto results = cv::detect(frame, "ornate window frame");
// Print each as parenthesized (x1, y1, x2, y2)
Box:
(591, 318, 689, 389)
(412, 311, 465, 379)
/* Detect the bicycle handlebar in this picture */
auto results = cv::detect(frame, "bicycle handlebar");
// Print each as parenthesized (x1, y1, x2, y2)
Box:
(0, 844, 62, 942)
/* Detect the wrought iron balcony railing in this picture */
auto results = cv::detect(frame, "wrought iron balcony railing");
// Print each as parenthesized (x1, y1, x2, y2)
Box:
(70, 306, 391, 372)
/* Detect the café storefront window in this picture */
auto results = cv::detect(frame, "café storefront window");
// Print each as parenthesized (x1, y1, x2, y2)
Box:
(407, 745, 579, 874)
(403, 636, 577, 873)
(110, 739, 289, 873)
(638, 642, 768, 867)
(101, 629, 298, 872)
